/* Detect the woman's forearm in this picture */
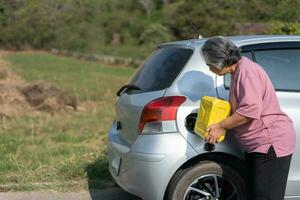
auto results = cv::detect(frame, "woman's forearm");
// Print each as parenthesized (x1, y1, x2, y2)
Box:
(219, 112, 250, 130)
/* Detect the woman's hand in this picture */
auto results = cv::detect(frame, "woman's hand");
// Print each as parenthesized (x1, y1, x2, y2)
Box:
(205, 123, 225, 144)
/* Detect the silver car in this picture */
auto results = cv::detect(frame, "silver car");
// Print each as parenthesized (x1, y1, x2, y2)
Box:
(107, 35, 300, 200)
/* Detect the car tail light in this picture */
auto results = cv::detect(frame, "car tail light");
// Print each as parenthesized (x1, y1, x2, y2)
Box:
(138, 96, 186, 134)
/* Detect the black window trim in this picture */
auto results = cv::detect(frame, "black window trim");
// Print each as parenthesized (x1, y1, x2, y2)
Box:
(241, 41, 300, 51)
(223, 41, 300, 93)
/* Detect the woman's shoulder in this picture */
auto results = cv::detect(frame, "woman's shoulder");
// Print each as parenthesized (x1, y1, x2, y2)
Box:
(238, 56, 262, 74)
(239, 56, 258, 68)
(237, 56, 270, 83)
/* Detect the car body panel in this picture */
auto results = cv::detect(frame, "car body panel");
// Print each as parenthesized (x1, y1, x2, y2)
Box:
(115, 89, 166, 144)
(108, 35, 300, 199)
(108, 122, 198, 200)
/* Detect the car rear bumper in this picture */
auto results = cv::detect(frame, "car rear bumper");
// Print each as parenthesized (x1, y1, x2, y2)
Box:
(107, 122, 198, 200)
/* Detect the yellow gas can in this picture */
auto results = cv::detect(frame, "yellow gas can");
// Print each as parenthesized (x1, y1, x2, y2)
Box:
(194, 96, 231, 143)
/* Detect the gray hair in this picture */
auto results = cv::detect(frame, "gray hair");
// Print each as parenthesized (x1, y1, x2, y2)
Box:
(201, 36, 241, 69)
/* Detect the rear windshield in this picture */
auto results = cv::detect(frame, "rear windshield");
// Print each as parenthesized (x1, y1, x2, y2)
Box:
(128, 47, 193, 93)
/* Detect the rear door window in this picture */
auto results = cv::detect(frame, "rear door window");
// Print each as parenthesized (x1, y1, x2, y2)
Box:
(255, 49, 300, 91)
(128, 47, 193, 93)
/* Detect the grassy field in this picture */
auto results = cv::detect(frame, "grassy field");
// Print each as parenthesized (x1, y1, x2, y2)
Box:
(0, 52, 135, 191)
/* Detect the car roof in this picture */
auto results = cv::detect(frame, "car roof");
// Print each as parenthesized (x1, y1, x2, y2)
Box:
(159, 35, 300, 48)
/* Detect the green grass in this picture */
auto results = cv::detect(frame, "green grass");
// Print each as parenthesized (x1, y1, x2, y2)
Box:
(0, 52, 135, 191)
(7, 52, 135, 101)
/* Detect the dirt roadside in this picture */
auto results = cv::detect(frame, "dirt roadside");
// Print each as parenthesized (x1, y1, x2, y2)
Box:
(0, 187, 142, 200)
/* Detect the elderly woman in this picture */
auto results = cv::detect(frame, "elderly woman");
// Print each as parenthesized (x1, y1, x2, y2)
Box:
(201, 36, 296, 200)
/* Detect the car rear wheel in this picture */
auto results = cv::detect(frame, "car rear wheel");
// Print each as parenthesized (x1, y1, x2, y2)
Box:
(165, 160, 246, 200)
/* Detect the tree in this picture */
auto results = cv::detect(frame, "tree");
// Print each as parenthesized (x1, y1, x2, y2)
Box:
(162, 0, 243, 38)
(139, 0, 154, 16)
(139, 23, 173, 45)
(271, 22, 300, 35)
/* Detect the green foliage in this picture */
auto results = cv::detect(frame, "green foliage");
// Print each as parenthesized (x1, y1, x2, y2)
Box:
(0, 0, 103, 50)
(270, 0, 300, 22)
(240, 0, 275, 21)
(1, 0, 300, 57)
(162, 0, 300, 38)
(139, 23, 173, 45)
(162, 0, 264, 38)
(271, 22, 300, 35)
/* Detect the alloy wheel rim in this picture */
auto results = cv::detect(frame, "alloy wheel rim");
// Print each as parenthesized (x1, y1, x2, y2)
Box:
(183, 174, 238, 200)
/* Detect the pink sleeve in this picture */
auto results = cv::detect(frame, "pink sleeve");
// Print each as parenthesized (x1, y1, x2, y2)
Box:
(235, 74, 263, 120)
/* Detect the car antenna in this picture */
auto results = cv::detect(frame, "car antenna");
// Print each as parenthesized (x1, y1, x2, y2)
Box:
(184, 14, 202, 39)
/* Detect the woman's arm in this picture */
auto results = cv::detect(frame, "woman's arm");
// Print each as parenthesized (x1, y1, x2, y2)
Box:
(205, 112, 251, 143)
(219, 112, 250, 129)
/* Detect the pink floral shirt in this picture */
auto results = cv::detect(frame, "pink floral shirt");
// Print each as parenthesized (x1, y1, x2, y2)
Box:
(229, 57, 296, 157)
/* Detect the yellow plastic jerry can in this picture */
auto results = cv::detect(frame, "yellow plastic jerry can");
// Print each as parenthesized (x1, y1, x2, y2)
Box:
(194, 96, 231, 143)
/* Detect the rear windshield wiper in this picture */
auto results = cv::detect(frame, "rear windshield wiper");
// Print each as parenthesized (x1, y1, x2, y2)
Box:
(117, 84, 141, 96)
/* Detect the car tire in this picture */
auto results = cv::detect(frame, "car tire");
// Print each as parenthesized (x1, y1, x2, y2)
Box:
(165, 160, 247, 200)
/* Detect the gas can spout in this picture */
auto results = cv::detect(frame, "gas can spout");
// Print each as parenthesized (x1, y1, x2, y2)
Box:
(204, 142, 215, 152)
